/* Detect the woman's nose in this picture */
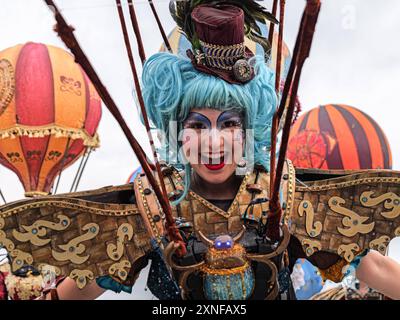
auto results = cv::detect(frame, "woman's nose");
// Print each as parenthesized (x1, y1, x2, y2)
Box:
(206, 128, 225, 151)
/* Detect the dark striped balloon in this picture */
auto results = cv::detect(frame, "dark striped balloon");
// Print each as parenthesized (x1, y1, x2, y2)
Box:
(287, 104, 392, 170)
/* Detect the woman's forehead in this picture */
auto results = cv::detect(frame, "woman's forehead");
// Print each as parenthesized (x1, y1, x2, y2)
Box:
(188, 108, 242, 119)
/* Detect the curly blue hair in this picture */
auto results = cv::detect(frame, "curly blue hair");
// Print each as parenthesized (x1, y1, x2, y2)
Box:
(141, 52, 277, 204)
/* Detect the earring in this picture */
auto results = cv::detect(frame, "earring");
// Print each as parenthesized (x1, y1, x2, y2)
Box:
(238, 158, 247, 168)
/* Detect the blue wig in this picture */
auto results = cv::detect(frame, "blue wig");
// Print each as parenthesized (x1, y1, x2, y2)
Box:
(141, 53, 277, 204)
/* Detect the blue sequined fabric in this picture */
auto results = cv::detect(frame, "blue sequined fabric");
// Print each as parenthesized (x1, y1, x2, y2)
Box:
(146, 240, 182, 300)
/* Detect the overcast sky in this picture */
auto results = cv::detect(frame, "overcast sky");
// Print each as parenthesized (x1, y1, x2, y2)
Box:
(1, 0, 400, 299)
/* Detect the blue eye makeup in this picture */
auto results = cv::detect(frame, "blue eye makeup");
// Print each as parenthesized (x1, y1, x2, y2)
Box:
(217, 111, 244, 130)
(183, 112, 211, 130)
(183, 111, 244, 131)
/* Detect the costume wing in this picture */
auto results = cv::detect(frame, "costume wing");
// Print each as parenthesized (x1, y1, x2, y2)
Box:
(290, 168, 400, 280)
(0, 184, 153, 289)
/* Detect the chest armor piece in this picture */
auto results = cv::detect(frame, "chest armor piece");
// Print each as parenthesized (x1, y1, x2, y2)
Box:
(134, 161, 295, 300)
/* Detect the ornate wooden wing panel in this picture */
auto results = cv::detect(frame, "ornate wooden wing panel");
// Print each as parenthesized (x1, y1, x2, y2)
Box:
(290, 169, 400, 266)
(0, 184, 153, 289)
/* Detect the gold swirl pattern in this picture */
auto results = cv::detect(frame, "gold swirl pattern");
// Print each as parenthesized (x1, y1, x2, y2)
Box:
(69, 269, 94, 289)
(302, 238, 322, 256)
(360, 191, 400, 219)
(298, 200, 322, 238)
(12, 214, 71, 246)
(369, 236, 391, 255)
(106, 223, 134, 261)
(0, 217, 15, 251)
(52, 223, 99, 264)
(9, 249, 34, 272)
(338, 243, 360, 262)
(328, 196, 375, 237)
(108, 260, 131, 281)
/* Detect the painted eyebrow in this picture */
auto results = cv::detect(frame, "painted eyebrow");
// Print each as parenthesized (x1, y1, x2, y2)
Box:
(216, 111, 243, 123)
(184, 112, 212, 127)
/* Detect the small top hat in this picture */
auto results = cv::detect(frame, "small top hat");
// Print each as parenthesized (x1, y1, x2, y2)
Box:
(188, 4, 255, 84)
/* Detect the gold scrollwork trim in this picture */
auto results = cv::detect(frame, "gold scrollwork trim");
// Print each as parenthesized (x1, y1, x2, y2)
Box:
(0, 230, 15, 251)
(137, 176, 162, 240)
(0, 200, 139, 219)
(298, 200, 322, 238)
(284, 160, 296, 223)
(70, 269, 94, 289)
(338, 243, 360, 262)
(360, 191, 400, 219)
(52, 223, 99, 264)
(108, 260, 131, 281)
(9, 249, 34, 272)
(297, 177, 400, 192)
(0, 217, 15, 251)
(395, 227, 400, 237)
(12, 214, 71, 246)
(302, 238, 322, 256)
(369, 236, 391, 255)
(328, 196, 375, 237)
(107, 223, 134, 261)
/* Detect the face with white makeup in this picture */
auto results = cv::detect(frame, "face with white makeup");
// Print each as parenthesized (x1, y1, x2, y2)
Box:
(181, 108, 245, 185)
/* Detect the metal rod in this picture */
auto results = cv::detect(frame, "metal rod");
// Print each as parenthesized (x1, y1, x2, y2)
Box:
(115, 0, 184, 252)
(275, 0, 286, 91)
(268, 0, 278, 46)
(70, 149, 87, 192)
(53, 138, 71, 194)
(70, 148, 88, 192)
(44, 0, 186, 255)
(127, 0, 146, 64)
(73, 148, 92, 192)
(267, 0, 321, 241)
(0, 189, 6, 204)
(147, 0, 172, 53)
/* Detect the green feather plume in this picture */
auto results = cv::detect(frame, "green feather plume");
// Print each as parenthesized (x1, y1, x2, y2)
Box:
(169, 0, 278, 59)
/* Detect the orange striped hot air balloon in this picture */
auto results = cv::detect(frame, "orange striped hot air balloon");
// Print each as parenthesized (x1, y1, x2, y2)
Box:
(287, 104, 392, 170)
(0, 43, 101, 197)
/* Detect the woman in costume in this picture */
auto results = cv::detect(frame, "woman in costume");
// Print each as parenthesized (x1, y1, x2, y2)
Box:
(39, 2, 300, 300)
(6, 0, 393, 301)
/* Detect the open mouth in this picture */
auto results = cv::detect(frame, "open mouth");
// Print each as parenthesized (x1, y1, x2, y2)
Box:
(201, 154, 226, 171)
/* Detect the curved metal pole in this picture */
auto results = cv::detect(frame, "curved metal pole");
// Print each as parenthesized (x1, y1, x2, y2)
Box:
(115, 0, 186, 254)
(267, 0, 321, 241)
(43, 0, 186, 255)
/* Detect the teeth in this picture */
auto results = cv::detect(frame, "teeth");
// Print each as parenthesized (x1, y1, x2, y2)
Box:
(201, 154, 224, 164)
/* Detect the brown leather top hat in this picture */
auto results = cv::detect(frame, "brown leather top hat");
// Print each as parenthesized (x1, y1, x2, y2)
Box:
(188, 4, 255, 84)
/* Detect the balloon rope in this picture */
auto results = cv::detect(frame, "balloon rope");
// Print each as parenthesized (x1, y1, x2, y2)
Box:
(73, 148, 92, 192)
(70, 147, 88, 192)
(53, 138, 71, 194)
(267, 0, 321, 241)
(43, 0, 186, 255)
(127, 0, 146, 64)
(70, 148, 87, 192)
(0, 189, 6, 204)
(147, 0, 172, 53)
(115, 0, 186, 254)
